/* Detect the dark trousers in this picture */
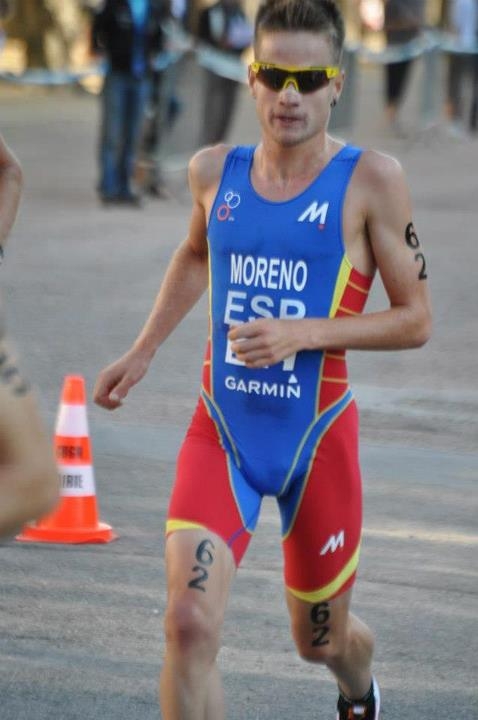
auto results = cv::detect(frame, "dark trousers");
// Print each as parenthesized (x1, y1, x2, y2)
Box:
(384, 28, 419, 106)
(99, 71, 150, 198)
(447, 53, 478, 131)
(200, 70, 241, 146)
(385, 59, 413, 105)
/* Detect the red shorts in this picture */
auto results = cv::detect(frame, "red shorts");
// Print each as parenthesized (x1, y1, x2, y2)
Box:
(167, 397, 362, 602)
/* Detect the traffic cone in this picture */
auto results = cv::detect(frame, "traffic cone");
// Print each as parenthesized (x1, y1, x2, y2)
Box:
(16, 375, 117, 544)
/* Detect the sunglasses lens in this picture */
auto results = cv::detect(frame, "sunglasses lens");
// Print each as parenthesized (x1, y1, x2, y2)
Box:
(257, 67, 288, 91)
(255, 67, 330, 93)
(296, 70, 329, 92)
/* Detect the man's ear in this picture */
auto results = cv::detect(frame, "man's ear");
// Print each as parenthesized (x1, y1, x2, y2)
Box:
(333, 69, 345, 105)
(248, 65, 257, 99)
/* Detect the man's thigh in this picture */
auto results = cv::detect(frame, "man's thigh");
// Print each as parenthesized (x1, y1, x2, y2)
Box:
(167, 399, 262, 566)
(279, 401, 362, 602)
(164, 528, 236, 624)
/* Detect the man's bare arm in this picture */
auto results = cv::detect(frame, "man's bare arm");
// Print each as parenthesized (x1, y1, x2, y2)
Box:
(94, 146, 228, 409)
(0, 134, 23, 254)
(0, 336, 59, 538)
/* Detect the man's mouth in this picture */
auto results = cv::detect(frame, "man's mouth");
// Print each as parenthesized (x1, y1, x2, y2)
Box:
(274, 114, 302, 125)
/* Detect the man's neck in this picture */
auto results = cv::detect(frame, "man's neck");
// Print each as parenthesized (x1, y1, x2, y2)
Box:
(255, 134, 336, 188)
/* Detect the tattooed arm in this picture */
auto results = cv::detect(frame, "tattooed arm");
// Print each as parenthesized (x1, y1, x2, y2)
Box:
(0, 134, 58, 537)
(0, 133, 23, 256)
(0, 331, 59, 538)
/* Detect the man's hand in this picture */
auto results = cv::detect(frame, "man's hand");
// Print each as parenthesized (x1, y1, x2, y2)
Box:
(93, 349, 152, 410)
(228, 318, 306, 368)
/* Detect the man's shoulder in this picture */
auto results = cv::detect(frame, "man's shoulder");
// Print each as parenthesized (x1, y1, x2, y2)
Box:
(189, 143, 235, 190)
(349, 147, 411, 218)
(354, 147, 405, 190)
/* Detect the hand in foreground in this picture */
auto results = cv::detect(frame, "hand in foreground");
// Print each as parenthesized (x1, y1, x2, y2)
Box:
(93, 349, 151, 410)
(228, 318, 305, 369)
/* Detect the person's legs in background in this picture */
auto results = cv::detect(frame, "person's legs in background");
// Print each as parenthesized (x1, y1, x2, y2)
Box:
(384, 58, 413, 131)
(98, 72, 126, 202)
(200, 71, 240, 147)
(444, 52, 471, 136)
(140, 69, 164, 196)
(118, 74, 150, 204)
(469, 54, 478, 133)
(214, 77, 240, 145)
(445, 52, 462, 122)
(383, 27, 419, 135)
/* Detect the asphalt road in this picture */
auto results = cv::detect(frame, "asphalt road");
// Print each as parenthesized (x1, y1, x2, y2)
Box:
(0, 56, 477, 720)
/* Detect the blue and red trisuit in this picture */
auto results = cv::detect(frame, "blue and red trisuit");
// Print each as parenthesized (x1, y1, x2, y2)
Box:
(167, 145, 373, 602)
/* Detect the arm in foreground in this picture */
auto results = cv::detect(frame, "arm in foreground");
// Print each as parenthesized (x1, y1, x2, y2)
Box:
(0, 134, 23, 254)
(229, 152, 432, 368)
(0, 338, 59, 538)
(93, 148, 219, 410)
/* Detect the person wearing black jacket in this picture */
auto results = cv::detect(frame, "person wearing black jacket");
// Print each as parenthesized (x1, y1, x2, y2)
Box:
(92, 0, 168, 205)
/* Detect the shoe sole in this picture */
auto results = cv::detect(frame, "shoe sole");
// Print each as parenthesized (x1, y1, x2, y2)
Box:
(336, 677, 381, 720)
(372, 677, 380, 719)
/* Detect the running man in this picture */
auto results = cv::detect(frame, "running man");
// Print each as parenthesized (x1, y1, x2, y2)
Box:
(0, 133, 59, 538)
(94, 1, 432, 718)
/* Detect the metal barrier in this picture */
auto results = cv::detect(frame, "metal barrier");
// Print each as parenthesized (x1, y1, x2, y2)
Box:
(1, 29, 477, 131)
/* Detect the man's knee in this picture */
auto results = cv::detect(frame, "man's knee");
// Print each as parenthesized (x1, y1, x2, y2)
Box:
(164, 595, 221, 657)
(294, 630, 347, 666)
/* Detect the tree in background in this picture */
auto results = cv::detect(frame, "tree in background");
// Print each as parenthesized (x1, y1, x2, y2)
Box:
(3, 0, 86, 69)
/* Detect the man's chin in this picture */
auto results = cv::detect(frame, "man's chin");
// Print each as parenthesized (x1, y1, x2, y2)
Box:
(274, 131, 309, 148)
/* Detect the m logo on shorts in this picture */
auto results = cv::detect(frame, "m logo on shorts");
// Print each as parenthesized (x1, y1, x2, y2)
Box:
(320, 530, 345, 555)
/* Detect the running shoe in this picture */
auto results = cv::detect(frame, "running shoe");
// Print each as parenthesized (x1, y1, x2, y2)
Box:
(336, 676, 380, 720)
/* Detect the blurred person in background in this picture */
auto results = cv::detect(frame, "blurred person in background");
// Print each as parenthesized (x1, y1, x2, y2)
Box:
(0, 133, 59, 538)
(382, 0, 426, 133)
(0, 0, 13, 55)
(3, 0, 54, 69)
(92, 0, 169, 206)
(197, 0, 253, 145)
(444, 0, 478, 135)
(140, 0, 189, 198)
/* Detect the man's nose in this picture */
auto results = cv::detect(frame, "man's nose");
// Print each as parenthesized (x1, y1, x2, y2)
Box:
(279, 79, 300, 100)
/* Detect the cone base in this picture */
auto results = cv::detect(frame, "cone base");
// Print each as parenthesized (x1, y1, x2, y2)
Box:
(16, 522, 118, 544)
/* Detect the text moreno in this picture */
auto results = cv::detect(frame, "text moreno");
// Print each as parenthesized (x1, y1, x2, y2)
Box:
(230, 253, 307, 292)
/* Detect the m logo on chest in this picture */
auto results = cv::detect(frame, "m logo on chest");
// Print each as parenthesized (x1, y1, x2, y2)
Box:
(297, 201, 330, 229)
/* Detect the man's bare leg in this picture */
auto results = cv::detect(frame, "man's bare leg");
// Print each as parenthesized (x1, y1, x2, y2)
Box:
(159, 529, 235, 720)
(286, 588, 374, 699)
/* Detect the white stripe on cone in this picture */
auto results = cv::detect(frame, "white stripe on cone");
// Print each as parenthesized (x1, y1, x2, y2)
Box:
(58, 464, 96, 496)
(55, 404, 89, 436)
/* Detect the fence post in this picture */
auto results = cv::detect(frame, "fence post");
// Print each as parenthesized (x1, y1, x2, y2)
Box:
(420, 37, 442, 127)
(329, 44, 358, 131)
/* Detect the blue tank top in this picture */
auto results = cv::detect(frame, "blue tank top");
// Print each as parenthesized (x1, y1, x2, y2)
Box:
(201, 144, 368, 494)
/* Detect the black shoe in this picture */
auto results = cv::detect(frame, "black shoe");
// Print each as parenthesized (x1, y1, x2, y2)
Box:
(337, 677, 380, 720)
(146, 183, 172, 200)
(100, 193, 120, 206)
(117, 192, 142, 207)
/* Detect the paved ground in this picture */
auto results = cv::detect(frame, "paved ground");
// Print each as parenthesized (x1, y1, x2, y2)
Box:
(0, 54, 477, 720)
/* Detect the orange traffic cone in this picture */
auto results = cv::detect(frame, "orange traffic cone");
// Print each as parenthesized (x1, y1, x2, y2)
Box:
(17, 375, 117, 544)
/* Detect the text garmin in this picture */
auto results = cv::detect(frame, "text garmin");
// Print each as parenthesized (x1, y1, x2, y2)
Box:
(225, 374, 301, 399)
